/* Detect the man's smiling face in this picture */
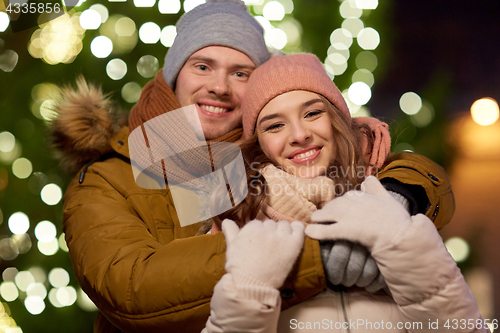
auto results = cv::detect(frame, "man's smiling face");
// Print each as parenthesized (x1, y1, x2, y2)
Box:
(174, 46, 256, 140)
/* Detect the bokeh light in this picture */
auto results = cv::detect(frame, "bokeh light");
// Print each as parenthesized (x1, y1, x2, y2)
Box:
(254, 16, 272, 34)
(265, 28, 287, 50)
(0, 50, 18, 72)
(26, 283, 47, 300)
(15, 271, 35, 292)
(471, 98, 499, 126)
(399, 92, 422, 115)
(91, 36, 113, 58)
(160, 25, 177, 47)
(59, 233, 69, 252)
(357, 27, 380, 50)
(3, 267, 19, 282)
(411, 101, 435, 127)
(40, 100, 58, 122)
(38, 238, 59, 256)
(35, 221, 57, 243)
(40, 184, 63, 206)
(57, 286, 78, 306)
(183, 0, 205, 13)
(139, 22, 161, 44)
(11, 233, 32, 254)
(0, 282, 19, 302)
(79, 9, 102, 30)
(342, 90, 361, 115)
(352, 68, 374, 87)
(12, 158, 33, 179)
(325, 52, 348, 77)
(159, 0, 181, 14)
(0, 141, 22, 165)
(49, 288, 64, 308)
(0, 132, 15, 153)
(263, 1, 285, 21)
(0, 238, 18, 261)
(340, 0, 362, 19)
(8, 212, 30, 235)
(355, 0, 378, 10)
(29, 14, 84, 65)
(107, 58, 128, 80)
(277, 19, 302, 48)
(100, 15, 138, 54)
(31, 83, 61, 120)
(115, 17, 136, 37)
(342, 18, 364, 37)
(0, 12, 10, 32)
(122, 82, 142, 103)
(445, 237, 470, 262)
(330, 28, 353, 50)
(137, 55, 159, 78)
(49, 268, 70, 288)
(90, 4, 109, 23)
(25, 296, 45, 315)
(355, 51, 378, 71)
(348, 82, 371, 105)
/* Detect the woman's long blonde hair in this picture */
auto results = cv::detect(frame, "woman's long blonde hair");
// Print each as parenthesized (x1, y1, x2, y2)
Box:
(202, 94, 374, 232)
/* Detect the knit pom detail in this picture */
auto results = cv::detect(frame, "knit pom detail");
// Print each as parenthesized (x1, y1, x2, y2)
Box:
(48, 76, 126, 173)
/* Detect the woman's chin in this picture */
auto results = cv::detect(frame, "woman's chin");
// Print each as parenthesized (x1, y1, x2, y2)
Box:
(291, 166, 327, 179)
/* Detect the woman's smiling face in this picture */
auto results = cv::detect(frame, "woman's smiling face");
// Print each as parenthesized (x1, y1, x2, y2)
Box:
(256, 90, 336, 178)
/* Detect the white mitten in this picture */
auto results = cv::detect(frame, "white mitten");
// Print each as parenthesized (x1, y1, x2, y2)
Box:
(305, 176, 412, 252)
(222, 219, 305, 289)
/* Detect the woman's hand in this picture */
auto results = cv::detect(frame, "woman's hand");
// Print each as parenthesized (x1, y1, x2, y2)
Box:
(305, 176, 412, 252)
(222, 219, 305, 289)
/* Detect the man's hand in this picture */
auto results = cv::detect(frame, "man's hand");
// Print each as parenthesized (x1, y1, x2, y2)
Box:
(223, 219, 305, 289)
(320, 240, 386, 292)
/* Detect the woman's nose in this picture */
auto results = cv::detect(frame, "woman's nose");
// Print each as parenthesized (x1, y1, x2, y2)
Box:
(289, 122, 311, 144)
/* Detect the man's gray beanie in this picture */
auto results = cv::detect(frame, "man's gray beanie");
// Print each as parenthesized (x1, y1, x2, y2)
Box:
(163, 0, 270, 88)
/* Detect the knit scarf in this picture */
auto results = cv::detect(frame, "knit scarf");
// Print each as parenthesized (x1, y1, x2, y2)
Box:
(128, 71, 243, 186)
(260, 165, 336, 223)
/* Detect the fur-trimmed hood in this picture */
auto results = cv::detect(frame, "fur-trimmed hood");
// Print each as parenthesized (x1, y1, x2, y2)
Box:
(48, 77, 128, 174)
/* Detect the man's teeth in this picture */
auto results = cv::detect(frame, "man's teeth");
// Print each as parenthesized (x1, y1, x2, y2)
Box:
(201, 105, 229, 113)
(292, 149, 319, 160)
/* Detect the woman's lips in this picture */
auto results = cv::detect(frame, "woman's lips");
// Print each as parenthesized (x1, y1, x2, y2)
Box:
(289, 147, 321, 164)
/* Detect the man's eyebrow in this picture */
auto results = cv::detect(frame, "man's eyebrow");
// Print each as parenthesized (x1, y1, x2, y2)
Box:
(187, 56, 215, 64)
(258, 112, 283, 126)
(187, 56, 255, 70)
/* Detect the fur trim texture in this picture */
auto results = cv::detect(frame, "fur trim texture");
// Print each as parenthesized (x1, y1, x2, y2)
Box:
(48, 76, 127, 174)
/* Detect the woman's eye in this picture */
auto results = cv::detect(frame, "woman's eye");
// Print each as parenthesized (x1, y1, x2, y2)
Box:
(264, 123, 283, 132)
(305, 110, 325, 118)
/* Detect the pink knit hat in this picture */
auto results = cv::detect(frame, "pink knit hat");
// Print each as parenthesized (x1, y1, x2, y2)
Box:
(241, 53, 391, 169)
(242, 53, 350, 139)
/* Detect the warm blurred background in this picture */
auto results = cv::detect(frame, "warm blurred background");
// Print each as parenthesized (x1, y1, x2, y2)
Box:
(0, 0, 499, 332)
